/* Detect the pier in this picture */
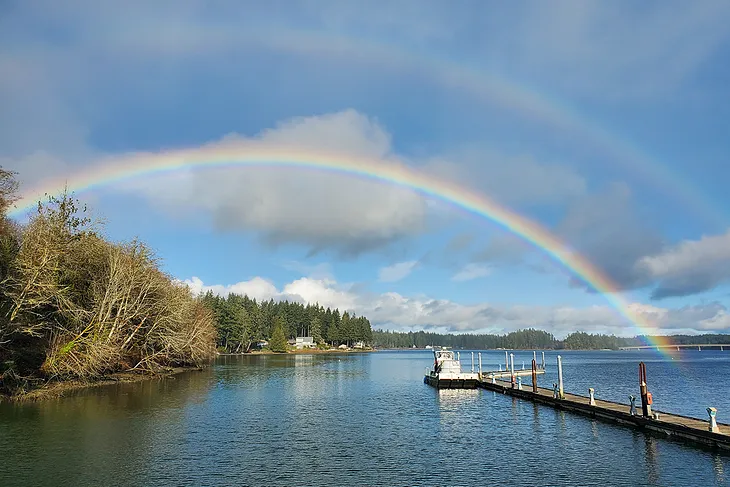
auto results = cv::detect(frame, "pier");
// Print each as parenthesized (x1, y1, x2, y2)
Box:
(471, 355, 730, 452)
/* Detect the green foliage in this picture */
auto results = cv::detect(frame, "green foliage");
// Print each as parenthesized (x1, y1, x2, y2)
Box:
(269, 316, 288, 353)
(203, 294, 374, 351)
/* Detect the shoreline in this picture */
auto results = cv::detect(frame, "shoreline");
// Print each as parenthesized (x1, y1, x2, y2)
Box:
(219, 348, 376, 356)
(1, 366, 202, 403)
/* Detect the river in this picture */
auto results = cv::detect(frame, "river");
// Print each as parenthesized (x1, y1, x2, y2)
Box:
(1, 350, 729, 486)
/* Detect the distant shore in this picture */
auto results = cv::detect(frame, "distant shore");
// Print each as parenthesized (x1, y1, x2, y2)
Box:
(219, 347, 375, 356)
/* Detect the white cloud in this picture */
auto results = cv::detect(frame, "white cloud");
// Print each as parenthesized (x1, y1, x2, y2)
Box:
(637, 229, 730, 299)
(378, 260, 419, 282)
(184, 275, 730, 337)
(452, 263, 491, 282)
(121, 110, 428, 255)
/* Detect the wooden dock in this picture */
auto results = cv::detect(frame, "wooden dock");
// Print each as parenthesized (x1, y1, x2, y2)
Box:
(477, 378, 730, 452)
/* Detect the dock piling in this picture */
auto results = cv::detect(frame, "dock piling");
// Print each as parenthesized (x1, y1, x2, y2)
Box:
(589, 388, 596, 406)
(510, 353, 516, 389)
(531, 359, 538, 393)
(541, 351, 545, 370)
(557, 355, 565, 399)
(639, 362, 653, 417)
(708, 408, 720, 433)
(505, 351, 508, 371)
(471, 352, 475, 372)
(478, 352, 482, 374)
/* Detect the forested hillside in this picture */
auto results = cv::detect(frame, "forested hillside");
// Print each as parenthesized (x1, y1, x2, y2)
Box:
(201, 292, 373, 353)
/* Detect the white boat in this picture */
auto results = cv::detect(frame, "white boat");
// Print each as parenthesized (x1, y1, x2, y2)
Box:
(423, 349, 479, 389)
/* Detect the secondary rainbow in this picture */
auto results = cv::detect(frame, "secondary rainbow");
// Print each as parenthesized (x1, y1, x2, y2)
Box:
(9, 145, 668, 346)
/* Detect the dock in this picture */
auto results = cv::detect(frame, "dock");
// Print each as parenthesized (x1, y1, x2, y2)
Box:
(471, 356, 730, 452)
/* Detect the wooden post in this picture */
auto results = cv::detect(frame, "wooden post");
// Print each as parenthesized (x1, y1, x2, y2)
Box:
(557, 355, 564, 399)
(510, 353, 516, 388)
(531, 359, 538, 393)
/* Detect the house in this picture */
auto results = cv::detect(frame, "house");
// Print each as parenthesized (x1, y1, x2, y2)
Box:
(294, 336, 316, 349)
(353, 341, 365, 349)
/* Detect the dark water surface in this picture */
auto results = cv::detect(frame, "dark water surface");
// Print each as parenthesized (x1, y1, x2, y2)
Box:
(1, 350, 729, 486)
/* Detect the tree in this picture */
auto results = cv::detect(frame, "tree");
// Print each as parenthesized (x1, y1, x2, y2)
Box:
(269, 316, 288, 353)
(311, 316, 323, 344)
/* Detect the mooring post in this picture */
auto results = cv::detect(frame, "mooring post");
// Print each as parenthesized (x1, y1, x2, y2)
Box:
(708, 408, 720, 433)
(478, 352, 482, 375)
(510, 353, 516, 388)
(589, 387, 596, 406)
(541, 351, 546, 370)
(629, 395, 637, 416)
(557, 355, 565, 399)
(639, 362, 653, 417)
(533, 350, 537, 364)
(505, 350, 509, 370)
(531, 359, 538, 393)
(471, 352, 475, 372)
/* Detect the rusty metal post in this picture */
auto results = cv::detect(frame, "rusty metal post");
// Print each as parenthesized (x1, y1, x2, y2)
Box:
(531, 359, 538, 393)
(639, 362, 652, 417)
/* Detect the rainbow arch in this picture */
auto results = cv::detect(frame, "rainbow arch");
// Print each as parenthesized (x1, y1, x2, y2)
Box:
(9, 145, 667, 345)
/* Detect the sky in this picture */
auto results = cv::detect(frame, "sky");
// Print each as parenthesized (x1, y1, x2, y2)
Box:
(2, 0, 730, 338)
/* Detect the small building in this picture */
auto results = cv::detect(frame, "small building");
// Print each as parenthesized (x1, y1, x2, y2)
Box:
(294, 336, 315, 349)
(353, 341, 365, 349)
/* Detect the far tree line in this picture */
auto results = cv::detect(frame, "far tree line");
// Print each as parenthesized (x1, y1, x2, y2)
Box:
(372, 329, 730, 350)
(201, 292, 374, 353)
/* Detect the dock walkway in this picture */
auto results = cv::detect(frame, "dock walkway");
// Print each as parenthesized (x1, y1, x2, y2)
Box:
(478, 378, 730, 452)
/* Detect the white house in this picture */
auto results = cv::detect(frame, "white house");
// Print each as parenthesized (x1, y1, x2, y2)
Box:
(294, 336, 315, 349)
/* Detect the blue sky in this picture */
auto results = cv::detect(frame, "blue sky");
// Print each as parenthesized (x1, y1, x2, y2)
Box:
(2, 1, 730, 337)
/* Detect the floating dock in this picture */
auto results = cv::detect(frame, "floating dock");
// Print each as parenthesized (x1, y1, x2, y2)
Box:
(425, 351, 730, 452)
(478, 378, 730, 452)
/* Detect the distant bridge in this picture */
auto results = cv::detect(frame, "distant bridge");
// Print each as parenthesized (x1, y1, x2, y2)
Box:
(619, 344, 730, 351)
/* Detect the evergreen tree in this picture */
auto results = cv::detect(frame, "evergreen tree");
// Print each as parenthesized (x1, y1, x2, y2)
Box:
(311, 316, 323, 344)
(269, 316, 288, 353)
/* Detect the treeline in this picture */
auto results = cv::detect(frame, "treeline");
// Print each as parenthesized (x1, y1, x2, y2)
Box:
(201, 292, 374, 353)
(373, 329, 730, 350)
(373, 329, 558, 350)
(0, 169, 216, 395)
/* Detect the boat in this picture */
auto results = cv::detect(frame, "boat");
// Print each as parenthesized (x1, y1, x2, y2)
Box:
(423, 349, 479, 389)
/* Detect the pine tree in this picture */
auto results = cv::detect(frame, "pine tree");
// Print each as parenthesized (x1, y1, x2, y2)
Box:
(270, 316, 288, 353)
(310, 316, 323, 344)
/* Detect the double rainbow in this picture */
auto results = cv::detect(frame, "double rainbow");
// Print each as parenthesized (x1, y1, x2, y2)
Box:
(9, 145, 665, 343)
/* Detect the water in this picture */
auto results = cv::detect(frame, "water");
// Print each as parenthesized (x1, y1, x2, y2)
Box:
(1, 350, 729, 486)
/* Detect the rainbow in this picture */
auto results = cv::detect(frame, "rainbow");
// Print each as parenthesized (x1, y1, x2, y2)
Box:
(8, 145, 671, 347)
(243, 29, 725, 228)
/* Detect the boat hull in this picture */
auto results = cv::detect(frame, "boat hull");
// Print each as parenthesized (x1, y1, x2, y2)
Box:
(424, 375, 478, 389)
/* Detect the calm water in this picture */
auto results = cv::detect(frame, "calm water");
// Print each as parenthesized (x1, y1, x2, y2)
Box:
(1, 350, 729, 486)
